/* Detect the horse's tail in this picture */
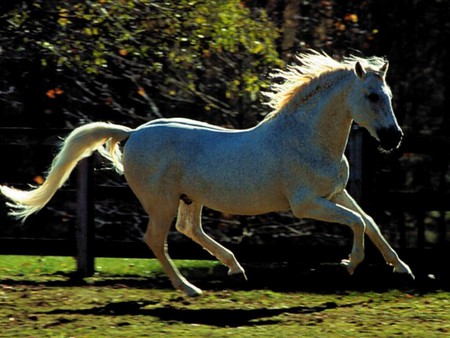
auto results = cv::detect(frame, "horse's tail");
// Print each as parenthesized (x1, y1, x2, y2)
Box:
(0, 122, 133, 222)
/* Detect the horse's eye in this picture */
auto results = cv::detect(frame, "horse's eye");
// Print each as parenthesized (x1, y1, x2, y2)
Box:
(367, 93, 380, 103)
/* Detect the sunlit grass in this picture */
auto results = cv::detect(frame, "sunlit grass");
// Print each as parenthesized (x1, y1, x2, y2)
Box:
(0, 255, 219, 278)
(0, 256, 449, 337)
(0, 256, 76, 276)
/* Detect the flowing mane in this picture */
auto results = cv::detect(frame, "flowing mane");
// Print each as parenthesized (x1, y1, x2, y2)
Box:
(262, 50, 388, 120)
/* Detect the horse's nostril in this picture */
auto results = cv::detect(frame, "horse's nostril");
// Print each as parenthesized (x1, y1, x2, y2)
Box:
(377, 127, 403, 151)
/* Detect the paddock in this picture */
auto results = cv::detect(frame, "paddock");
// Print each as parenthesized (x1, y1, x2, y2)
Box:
(0, 256, 449, 337)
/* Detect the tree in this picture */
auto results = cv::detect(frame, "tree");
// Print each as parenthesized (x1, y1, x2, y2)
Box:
(0, 0, 282, 128)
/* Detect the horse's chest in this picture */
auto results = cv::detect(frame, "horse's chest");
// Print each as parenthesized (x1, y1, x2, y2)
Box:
(289, 157, 349, 199)
(318, 158, 350, 198)
(326, 160, 349, 198)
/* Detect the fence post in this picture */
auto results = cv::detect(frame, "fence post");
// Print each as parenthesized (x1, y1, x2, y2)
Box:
(76, 157, 95, 277)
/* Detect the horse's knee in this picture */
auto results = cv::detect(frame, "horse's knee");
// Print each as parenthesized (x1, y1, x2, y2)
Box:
(362, 215, 377, 232)
(350, 216, 366, 235)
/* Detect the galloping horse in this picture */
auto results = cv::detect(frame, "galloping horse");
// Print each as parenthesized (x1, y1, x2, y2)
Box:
(1, 51, 414, 296)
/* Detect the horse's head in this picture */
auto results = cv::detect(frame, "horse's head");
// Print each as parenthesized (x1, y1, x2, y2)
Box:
(348, 60, 403, 151)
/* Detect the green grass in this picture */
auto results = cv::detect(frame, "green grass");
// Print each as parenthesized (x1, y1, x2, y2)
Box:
(0, 255, 449, 337)
(0, 255, 218, 277)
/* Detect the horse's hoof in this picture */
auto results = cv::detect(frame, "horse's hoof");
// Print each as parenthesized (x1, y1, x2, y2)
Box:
(182, 284, 203, 297)
(340, 259, 355, 275)
(393, 271, 415, 279)
(229, 271, 248, 282)
(393, 262, 415, 280)
(394, 270, 415, 281)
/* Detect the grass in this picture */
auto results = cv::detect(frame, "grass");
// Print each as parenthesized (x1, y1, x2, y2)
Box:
(0, 255, 449, 337)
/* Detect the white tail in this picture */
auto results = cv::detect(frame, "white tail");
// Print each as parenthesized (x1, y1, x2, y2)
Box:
(0, 122, 132, 221)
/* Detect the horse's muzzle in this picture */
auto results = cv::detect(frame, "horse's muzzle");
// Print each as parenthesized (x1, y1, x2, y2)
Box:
(377, 127, 403, 151)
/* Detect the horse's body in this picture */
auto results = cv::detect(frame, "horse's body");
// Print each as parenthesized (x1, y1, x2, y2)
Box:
(1, 51, 414, 296)
(127, 117, 334, 216)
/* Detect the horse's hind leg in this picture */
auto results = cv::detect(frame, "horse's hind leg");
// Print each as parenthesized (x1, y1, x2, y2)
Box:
(332, 189, 414, 278)
(175, 201, 247, 279)
(144, 208, 203, 296)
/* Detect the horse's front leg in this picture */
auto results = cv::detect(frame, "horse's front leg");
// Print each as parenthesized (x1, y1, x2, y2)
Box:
(332, 190, 414, 278)
(292, 197, 366, 274)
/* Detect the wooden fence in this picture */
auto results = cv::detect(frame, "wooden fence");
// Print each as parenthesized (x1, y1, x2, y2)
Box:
(0, 127, 449, 278)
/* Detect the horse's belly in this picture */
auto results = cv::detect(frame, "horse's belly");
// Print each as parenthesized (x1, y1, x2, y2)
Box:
(183, 170, 290, 215)
(199, 192, 290, 215)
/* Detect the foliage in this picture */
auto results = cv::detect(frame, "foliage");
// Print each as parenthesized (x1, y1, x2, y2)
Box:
(0, 0, 282, 127)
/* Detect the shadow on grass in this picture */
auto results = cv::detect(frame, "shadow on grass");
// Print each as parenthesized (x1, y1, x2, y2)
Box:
(0, 262, 445, 293)
(43, 299, 349, 327)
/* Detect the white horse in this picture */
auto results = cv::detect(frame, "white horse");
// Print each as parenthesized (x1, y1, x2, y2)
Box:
(1, 51, 414, 296)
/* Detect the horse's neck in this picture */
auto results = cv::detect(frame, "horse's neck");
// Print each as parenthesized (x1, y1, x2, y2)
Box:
(280, 71, 354, 161)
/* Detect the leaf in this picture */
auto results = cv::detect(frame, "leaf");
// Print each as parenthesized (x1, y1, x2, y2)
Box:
(344, 13, 358, 23)
(33, 176, 45, 185)
(46, 89, 56, 99)
(137, 87, 146, 96)
(57, 17, 70, 26)
(46, 88, 63, 98)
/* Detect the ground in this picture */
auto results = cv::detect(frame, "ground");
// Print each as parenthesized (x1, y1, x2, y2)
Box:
(0, 256, 449, 337)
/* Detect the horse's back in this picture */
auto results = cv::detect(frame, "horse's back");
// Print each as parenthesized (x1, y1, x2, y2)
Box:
(124, 118, 239, 167)
(137, 117, 231, 131)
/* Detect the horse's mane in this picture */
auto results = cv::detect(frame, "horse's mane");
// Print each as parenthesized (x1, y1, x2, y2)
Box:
(262, 50, 388, 120)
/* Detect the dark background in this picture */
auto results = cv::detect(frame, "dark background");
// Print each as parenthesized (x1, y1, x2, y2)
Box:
(0, 0, 449, 252)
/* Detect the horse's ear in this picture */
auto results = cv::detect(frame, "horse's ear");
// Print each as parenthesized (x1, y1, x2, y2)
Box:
(380, 61, 389, 78)
(354, 62, 366, 79)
